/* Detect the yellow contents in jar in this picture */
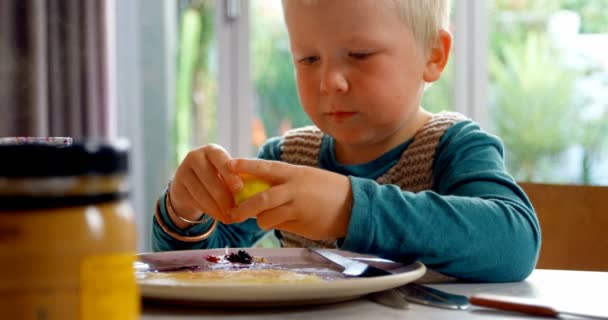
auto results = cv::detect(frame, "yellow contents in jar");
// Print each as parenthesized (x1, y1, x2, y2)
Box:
(0, 139, 139, 320)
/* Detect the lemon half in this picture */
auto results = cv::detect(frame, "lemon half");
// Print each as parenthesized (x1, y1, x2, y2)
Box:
(233, 174, 271, 205)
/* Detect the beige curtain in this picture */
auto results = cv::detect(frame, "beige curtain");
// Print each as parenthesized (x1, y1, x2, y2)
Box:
(0, 0, 110, 138)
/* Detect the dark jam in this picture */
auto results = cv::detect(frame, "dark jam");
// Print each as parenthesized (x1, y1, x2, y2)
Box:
(225, 250, 253, 264)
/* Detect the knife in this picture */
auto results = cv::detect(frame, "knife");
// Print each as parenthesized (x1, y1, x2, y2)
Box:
(309, 247, 397, 277)
(309, 248, 470, 310)
(470, 294, 608, 319)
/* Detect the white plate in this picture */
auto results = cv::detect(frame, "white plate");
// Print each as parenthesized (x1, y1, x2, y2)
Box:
(136, 248, 426, 307)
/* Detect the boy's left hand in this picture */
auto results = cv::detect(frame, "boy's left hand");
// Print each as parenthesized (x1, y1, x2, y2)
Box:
(227, 158, 353, 240)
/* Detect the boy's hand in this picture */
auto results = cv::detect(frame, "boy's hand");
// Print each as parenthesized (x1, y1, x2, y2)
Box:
(169, 144, 244, 229)
(227, 158, 353, 240)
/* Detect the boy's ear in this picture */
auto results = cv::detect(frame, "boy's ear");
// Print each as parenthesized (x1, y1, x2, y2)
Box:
(422, 29, 452, 83)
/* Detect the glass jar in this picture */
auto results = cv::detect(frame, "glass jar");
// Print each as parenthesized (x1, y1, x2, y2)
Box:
(0, 139, 139, 320)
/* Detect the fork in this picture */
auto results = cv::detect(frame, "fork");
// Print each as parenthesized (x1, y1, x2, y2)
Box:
(309, 248, 470, 310)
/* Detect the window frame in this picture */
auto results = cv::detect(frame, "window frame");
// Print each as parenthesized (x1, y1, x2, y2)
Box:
(453, 1, 489, 130)
(216, 0, 253, 157)
(110, 0, 250, 251)
(111, 0, 178, 252)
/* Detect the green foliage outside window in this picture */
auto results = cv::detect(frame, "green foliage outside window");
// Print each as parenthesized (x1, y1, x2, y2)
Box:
(490, 1, 608, 184)
(489, 32, 578, 181)
(175, 1, 215, 166)
(251, 8, 310, 138)
(421, 60, 453, 113)
(558, 0, 608, 33)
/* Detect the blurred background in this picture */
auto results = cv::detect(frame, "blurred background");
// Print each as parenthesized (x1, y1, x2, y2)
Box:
(1, 0, 606, 251)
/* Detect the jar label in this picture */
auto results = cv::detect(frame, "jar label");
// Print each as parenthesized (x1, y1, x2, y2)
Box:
(80, 254, 140, 320)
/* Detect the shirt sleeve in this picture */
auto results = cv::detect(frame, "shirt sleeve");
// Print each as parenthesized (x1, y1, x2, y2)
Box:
(150, 137, 284, 252)
(340, 121, 541, 282)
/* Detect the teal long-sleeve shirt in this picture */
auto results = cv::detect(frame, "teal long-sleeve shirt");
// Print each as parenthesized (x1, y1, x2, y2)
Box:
(152, 120, 541, 282)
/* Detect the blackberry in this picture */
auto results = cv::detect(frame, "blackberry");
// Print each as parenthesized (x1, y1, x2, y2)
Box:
(226, 250, 254, 264)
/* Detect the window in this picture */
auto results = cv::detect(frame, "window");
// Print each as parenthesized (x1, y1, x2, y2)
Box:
(175, 0, 252, 160)
(489, 0, 608, 184)
(175, 1, 218, 163)
(250, 1, 308, 150)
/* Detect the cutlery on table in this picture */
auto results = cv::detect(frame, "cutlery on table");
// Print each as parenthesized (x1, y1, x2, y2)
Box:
(367, 288, 410, 309)
(308, 247, 470, 310)
(470, 294, 608, 319)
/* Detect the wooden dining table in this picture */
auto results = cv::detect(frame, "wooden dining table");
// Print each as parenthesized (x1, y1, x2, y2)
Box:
(141, 269, 608, 319)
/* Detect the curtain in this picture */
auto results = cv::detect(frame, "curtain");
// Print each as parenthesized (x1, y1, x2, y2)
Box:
(0, 0, 110, 138)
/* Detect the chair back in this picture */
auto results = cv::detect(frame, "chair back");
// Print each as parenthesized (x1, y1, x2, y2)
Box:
(519, 182, 608, 271)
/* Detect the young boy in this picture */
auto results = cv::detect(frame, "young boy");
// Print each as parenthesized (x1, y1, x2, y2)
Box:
(152, 0, 540, 282)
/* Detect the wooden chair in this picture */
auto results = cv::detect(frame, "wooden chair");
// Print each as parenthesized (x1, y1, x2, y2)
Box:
(519, 182, 608, 271)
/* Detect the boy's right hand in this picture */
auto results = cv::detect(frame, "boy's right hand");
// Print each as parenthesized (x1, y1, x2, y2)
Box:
(167, 144, 243, 229)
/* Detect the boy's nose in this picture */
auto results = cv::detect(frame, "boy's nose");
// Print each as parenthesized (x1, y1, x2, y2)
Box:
(319, 67, 349, 94)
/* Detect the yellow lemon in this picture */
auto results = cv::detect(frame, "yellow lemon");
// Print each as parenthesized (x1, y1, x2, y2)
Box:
(233, 174, 271, 205)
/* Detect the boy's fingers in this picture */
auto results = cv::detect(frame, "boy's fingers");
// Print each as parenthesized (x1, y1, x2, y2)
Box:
(188, 157, 233, 215)
(229, 184, 291, 223)
(203, 144, 243, 192)
(228, 158, 292, 183)
(256, 207, 295, 231)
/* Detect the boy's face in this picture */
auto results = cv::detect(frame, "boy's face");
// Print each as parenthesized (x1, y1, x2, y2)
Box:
(284, 0, 434, 153)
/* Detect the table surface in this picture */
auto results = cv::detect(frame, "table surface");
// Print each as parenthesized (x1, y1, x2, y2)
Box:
(141, 269, 608, 319)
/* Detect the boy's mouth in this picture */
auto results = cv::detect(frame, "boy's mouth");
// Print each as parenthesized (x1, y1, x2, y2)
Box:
(326, 111, 357, 122)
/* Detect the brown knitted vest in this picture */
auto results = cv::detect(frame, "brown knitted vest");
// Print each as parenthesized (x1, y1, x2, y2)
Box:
(278, 111, 467, 249)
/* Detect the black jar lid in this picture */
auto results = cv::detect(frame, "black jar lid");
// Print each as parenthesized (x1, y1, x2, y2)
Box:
(0, 138, 130, 177)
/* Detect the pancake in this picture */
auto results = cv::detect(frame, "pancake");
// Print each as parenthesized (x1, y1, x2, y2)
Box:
(140, 268, 324, 284)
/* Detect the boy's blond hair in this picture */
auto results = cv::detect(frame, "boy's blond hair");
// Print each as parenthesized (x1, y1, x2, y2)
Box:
(282, 0, 451, 55)
(389, 0, 451, 54)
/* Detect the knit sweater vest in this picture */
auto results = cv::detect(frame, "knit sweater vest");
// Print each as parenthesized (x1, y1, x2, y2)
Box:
(278, 111, 467, 249)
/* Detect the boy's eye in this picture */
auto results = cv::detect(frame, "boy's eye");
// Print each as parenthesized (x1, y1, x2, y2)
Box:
(349, 51, 373, 60)
(298, 56, 319, 65)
